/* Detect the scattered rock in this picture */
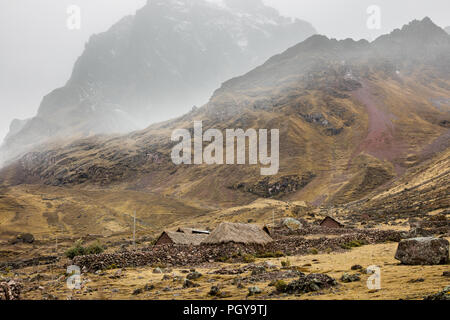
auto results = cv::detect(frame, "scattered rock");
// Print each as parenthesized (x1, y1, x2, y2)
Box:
(248, 286, 262, 296)
(0, 281, 22, 300)
(280, 274, 337, 294)
(144, 284, 155, 291)
(186, 271, 202, 280)
(395, 237, 449, 265)
(183, 279, 200, 289)
(442, 271, 450, 277)
(132, 288, 143, 295)
(250, 266, 266, 276)
(152, 268, 163, 274)
(11, 233, 35, 245)
(209, 286, 221, 296)
(407, 278, 425, 283)
(282, 218, 303, 231)
(340, 273, 361, 283)
(407, 227, 433, 238)
(42, 293, 58, 300)
(424, 286, 450, 300)
(109, 269, 123, 279)
(351, 265, 363, 271)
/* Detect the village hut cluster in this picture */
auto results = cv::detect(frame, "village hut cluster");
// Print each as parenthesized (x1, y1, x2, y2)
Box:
(155, 216, 344, 246)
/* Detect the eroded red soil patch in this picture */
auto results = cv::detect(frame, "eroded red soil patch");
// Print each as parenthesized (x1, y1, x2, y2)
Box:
(352, 84, 403, 162)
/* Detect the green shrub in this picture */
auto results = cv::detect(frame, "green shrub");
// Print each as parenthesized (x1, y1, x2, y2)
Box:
(151, 262, 167, 269)
(281, 259, 291, 267)
(274, 280, 288, 292)
(340, 239, 368, 250)
(256, 251, 285, 258)
(309, 248, 319, 255)
(86, 242, 105, 255)
(215, 256, 231, 263)
(242, 254, 256, 263)
(65, 240, 86, 259)
(65, 240, 105, 259)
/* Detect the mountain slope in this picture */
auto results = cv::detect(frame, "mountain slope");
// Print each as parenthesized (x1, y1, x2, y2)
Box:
(0, 0, 315, 165)
(0, 18, 449, 238)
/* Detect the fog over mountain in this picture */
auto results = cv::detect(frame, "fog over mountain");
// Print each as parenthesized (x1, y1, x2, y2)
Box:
(1, 0, 449, 165)
(0, 0, 316, 164)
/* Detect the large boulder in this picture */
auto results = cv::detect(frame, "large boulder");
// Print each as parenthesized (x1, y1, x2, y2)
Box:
(395, 237, 449, 265)
(282, 218, 303, 231)
(10, 233, 35, 244)
(0, 281, 22, 300)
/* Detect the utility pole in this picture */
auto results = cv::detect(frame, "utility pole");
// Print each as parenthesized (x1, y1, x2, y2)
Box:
(273, 211, 275, 228)
(133, 211, 136, 250)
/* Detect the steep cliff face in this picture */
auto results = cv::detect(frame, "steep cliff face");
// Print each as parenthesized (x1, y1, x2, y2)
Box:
(1, 0, 316, 164)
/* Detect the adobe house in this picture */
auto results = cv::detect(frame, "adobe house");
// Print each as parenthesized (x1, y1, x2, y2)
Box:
(320, 216, 344, 229)
(201, 222, 273, 245)
(155, 231, 208, 246)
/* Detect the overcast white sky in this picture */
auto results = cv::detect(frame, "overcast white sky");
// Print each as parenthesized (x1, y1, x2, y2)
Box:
(0, 0, 449, 143)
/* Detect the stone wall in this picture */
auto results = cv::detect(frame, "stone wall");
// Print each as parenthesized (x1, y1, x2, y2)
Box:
(73, 229, 405, 272)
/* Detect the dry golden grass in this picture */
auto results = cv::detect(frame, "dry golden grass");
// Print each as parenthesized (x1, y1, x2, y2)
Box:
(16, 241, 449, 301)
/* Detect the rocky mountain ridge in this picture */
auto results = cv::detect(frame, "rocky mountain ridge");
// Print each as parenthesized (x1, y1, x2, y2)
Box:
(0, 0, 316, 165)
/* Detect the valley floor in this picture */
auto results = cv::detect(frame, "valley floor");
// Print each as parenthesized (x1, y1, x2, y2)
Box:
(6, 241, 449, 301)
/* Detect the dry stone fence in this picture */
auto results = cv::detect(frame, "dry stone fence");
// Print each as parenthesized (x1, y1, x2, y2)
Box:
(73, 229, 406, 272)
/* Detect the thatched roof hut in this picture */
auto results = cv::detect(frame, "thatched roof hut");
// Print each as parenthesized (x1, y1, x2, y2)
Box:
(201, 222, 273, 245)
(155, 231, 208, 246)
(176, 227, 210, 235)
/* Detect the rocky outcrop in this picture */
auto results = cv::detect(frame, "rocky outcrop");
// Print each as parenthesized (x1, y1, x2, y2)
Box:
(0, 281, 22, 300)
(282, 218, 303, 231)
(1, 0, 316, 164)
(281, 273, 337, 294)
(424, 286, 450, 300)
(10, 233, 35, 244)
(395, 237, 449, 265)
(232, 173, 315, 198)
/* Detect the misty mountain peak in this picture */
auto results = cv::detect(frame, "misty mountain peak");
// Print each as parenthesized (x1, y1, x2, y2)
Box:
(374, 17, 449, 45)
(398, 17, 448, 38)
(1, 0, 316, 164)
(371, 17, 450, 65)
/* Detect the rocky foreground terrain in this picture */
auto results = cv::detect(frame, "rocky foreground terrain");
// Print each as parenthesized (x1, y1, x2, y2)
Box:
(0, 213, 448, 300)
